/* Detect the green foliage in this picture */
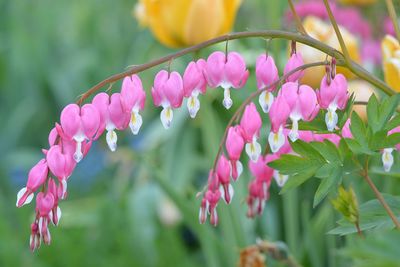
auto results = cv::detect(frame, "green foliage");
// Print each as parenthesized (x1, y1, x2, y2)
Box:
(329, 194, 400, 235)
(331, 186, 359, 227)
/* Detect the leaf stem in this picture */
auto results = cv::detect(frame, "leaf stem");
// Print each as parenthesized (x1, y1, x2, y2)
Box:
(385, 0, 400, 41)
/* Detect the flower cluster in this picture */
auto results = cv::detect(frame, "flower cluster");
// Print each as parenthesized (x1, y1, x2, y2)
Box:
(21, 44, 383, 246)
(198, 50, 354, 226)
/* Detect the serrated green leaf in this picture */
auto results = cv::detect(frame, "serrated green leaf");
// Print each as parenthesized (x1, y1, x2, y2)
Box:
(367, 94, 380, 132)
(313, 168, 342, 207)
(280, 165, 321, 194)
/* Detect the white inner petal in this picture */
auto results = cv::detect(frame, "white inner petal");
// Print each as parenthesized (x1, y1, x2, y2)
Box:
(73, 141, 83, 163)
(245, 136, 261, 162)
(106, 130, 118, 152)
(187, 95, 200, 118)
(289, 119, 299, 142)
(268, 127, 285, 153)
(222, 87, 233, 110)
(325, 109, 338, 132)
(382, 148, 394, 172)
(236, 161, 243, 180)
(160, 106, 173, 129)
(259, 91, 274, 113)
(129, 110, 143, 135)
(274, 170, 289, 187)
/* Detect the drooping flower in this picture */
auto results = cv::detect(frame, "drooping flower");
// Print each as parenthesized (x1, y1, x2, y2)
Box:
(279, 82, 319, 142)
(134, 0, 242, 48)
(183, 59, 207, 118)
(273, 170, 289, 187)
(268, 95, 291, 153)
(120, 74, 146, 135)
(225, 125, 244, 181)
(240, 103, 262, 162)
(284, 48, 304, 83)
(46, 144, 75, 199)
(317, 73, 349, 131)
(35, 192, 55, 245)
(16, 159, 48, 207)
(151, 70, 184, 129)
(205, 51, 249, 109)
(255, 54, 279, 113)
(216, 154, 233, 204)
(47, 179, 63, 226)
(199, 171, 221, 226)
(248, 155, 274, 185)
(246, 179, 268, 218)
(92, 92, 130, 151)
(29, 221, 40, 252)
(60, 104, 100, 162)
(382, 35, 400, 92)
(382, 126, 400, 172)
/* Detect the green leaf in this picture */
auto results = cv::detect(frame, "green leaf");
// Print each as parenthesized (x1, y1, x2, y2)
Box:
(329, 194, 400, 235)
(280, 165, 321, 194)
(350, 112, 368, 148)
(378, 94, 400, 130)
(385, 133, 400, 148)
(313, 168, 342, 207)
(344, 138, 372, 155)
(385, 114, 400, 131)
(369, 130, 388, 150)
(367, 94, 379, 132)
(268, 154, 324, 175)
(310, 140, 341, 164)
(290, 140, 325, 163)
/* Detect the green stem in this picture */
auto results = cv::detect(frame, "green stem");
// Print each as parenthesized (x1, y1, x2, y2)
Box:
(385, 0, 400, 41)
(287, 0, 308, 35)
(77, 30, 394, 105)
(322, 0, 350, 62)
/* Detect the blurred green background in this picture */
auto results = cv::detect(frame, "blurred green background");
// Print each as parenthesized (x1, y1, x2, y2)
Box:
(1, 1, 399, 267)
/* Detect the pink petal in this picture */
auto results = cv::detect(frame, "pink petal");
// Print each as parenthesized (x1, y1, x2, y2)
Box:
(80, 104, 100, 139)
(164, 71, 184, 108)
(205, 51, 225, 88)
(60, 104, 81, 139)
(225, 52, 248, 89)
(109, 93, 130, 130)
(298, 84, 319, 120)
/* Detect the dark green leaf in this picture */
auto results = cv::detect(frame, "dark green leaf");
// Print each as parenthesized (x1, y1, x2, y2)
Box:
(350, 112, 368, 148)
(290, 140, 325, 163)
(378, 94, 400, 130)
(268, 154, 323, 175)
(385, 114, 400, 131)
(385, 133, 400, 148)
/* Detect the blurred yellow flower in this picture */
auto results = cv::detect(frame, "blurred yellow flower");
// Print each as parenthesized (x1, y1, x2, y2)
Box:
(338, 0, 377, 5)
(134, 0, 242, 48)
(382, 35, 400, 92)
(297, 16, 361, 87)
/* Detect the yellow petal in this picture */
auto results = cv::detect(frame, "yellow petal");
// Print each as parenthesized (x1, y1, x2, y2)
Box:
(218, 0, 242, 35)
(383, 61, 400, 92)
(183, 0, 224, 45)
(382, 35, 400, 61)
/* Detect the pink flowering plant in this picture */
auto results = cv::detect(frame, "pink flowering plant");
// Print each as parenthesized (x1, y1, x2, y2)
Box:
(14, 1, 400, 264)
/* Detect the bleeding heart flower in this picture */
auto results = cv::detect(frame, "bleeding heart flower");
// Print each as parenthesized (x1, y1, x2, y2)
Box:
(46, 145, 75, 199)
(183, 59, 207, 118)
(225, 126, 244, 181)
(256, 54, 279, 113)
(284, 52, 304, 82)
(216, 155, 233, 204)
(120, 74, 146, 135)
(92, 92, 130, 151)
(151, 70, 184, 129)
(268, 95, 291, 153)
(16, 159, 48, 208)
(205, 51, 249, 109)
(317, 73, 349, 131)
(279, 82, 320, 142)
(60, 104, 100, 162)
(240, 103, 262, 162)
(36, 192, 55, 245)
(47, 179, 63, 226)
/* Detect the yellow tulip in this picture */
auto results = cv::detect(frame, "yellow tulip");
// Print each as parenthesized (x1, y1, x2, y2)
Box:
(382, 35, 400, 92)
(134, 0, 242, 48)
(338, 0, 377, 6)
(297, 16, 361, 87)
